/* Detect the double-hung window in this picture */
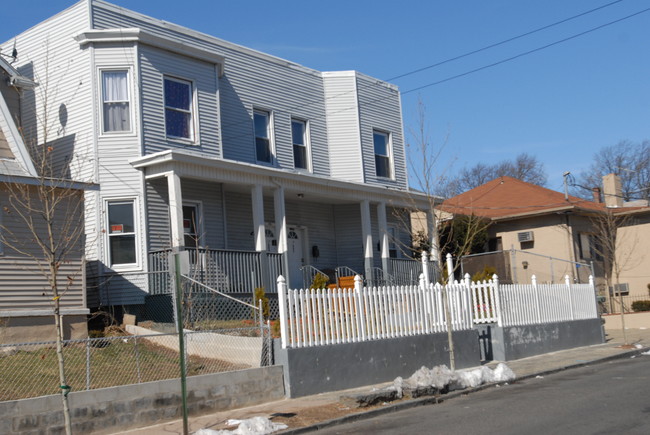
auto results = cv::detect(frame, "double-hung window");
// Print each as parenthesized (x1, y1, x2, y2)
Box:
(107, 200, 137, 266)
(292, 119, 309, 170)
(164, 77, 193, 140)
(183, 204, 201, 248)
(254, 110, 272, 163)
(102, 70, 130, 133)
(373, 130, 391, 178)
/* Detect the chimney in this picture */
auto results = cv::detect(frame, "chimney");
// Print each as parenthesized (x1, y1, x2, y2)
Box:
(602, 173, 623, 208)
(592, 187, 602, 203)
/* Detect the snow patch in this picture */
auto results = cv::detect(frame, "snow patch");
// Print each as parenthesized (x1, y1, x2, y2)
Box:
(392, 363, 516, 397)
(634, 344, 643, 349)
(195, 417, 288, 435)
(641, 350, 650, 356)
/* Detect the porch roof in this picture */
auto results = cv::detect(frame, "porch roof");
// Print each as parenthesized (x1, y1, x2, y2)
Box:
(130, 150, 435, 209)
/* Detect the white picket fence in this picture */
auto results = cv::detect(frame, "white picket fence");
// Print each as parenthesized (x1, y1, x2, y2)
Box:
(276, 272, 599, 349)
(276, 276, 473, 349)
(498, 275, 598, 327)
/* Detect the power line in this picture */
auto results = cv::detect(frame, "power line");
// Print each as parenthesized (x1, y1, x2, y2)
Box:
(387, 0, 626, 82)
(403, 6, 650, 95)
(221, 1, 630, 138)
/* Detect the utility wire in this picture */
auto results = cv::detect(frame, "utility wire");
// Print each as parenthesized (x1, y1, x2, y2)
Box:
(220, 0, 629, 136)
(403, 6, 650, 95)
(387, 0, 626, 82)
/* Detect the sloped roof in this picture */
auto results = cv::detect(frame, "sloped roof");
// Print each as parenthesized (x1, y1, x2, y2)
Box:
(439, 176, 608, 221)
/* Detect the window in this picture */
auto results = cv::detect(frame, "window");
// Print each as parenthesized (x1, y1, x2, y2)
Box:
(183, 204, 201, 248)
(292, 119, 309, 170)
(373, 130, 391, 178)
(164, 77, 193, 140)
(102, 70, 130, 132)
(107, 200, 137, 266)
(578, 233, 603, 261)
(388, 226, 398, 258)
(254, 110, 272, 163)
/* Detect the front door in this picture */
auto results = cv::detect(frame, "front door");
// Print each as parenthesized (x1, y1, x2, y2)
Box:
(287, 227, 304, 288)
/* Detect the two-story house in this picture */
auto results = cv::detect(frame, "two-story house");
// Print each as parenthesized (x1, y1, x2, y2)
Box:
(3, 0, 434, 313)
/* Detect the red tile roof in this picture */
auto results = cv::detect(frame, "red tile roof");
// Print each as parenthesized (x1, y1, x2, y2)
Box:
(439, 176, 608, 220)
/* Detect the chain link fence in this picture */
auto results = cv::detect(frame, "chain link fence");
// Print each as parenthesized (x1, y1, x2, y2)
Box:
(0, 325, 271, 402)
(1, 266, 275, 402)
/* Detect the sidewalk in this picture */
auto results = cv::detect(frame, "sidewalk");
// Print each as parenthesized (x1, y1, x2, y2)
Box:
(120, 327, 650, 435)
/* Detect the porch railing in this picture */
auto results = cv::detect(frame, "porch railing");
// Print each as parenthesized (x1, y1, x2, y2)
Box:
(301, 265, 330, 289)
(148, 248, 284, 294)
(390, 258, 424, 285)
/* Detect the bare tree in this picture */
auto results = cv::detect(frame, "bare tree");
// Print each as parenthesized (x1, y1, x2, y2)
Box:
(405, 100, 493, 370)
(0, 55, 86, 434)
(589, 209, 639, 346)
(438, 153, 547, 197)
(577, 140, 650, 201)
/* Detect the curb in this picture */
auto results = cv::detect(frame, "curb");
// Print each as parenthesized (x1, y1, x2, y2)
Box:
(280, 346, 649, 434)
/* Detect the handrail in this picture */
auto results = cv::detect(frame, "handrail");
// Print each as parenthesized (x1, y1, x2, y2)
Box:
(300, 265, 329, 289)
(335, 266, 362, 281)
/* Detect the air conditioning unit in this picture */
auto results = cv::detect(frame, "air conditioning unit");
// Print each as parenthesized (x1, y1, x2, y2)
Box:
(609, 283, 629, 296)
(518, 231, 534, 243)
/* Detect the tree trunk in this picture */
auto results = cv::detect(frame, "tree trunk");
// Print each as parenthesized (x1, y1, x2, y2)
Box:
(53, 287, 72, 434)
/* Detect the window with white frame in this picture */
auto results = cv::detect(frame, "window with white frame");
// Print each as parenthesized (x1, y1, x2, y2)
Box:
(183, 204, 201, 248)
(164, 77, 194, 140)
(254, 110, 272, 163)
(102, 70, 131, 133)
(292, 119, 309, 170)
(373, 130, 391, 178)
(107, 200, 137, 266)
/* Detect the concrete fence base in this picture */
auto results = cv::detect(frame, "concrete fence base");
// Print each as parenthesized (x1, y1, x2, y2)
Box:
(274, 330, 481, 398)
(476, 318, 605, 361)
(0, 366, 285, 434)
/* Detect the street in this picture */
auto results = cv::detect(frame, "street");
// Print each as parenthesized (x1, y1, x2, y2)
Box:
(317, 356, 650, 434)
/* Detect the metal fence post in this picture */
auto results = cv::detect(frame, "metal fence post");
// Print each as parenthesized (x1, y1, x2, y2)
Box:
(277, 275, 289, 349)
(446, 253, 454, 283)
(86, 338, 91, 390)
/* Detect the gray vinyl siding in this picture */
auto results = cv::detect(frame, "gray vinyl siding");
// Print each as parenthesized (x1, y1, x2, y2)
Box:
(224, 191, 254, 251)
(356, 73, 407, 189)
(333, 204, 364, 274)
(139, 45, 220, 156)
(323, 73, 363, 183)
(283, 200, 337, 270)
(0, 186, 85, 310)
(90, 0, 330, 176)
(145, 178, 171, 252)
(2, 1, 95, 183)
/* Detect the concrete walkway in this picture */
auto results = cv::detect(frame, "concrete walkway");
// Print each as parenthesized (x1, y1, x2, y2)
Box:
(120, 327, 650, 435)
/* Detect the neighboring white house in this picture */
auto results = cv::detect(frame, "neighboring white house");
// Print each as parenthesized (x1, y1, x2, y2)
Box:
(2, 0, 434, 312)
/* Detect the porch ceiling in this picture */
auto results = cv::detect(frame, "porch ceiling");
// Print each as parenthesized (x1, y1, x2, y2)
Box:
(131, 150, 434, 210)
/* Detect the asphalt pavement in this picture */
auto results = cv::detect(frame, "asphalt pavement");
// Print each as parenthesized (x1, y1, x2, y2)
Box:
(120, 327, 650, 435)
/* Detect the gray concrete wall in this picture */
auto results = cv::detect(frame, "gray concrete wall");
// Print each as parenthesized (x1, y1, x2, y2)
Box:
(478, 318, 605, 361)
(274, 330, 480, 398)
(0, 366, 285, 434)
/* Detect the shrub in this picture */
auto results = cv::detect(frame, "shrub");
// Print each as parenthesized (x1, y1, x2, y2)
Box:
(631, 300, 650, 312)
(472, 266, 497, 283)
(310, 273, 329, 290)
(254, 287, 270, 320)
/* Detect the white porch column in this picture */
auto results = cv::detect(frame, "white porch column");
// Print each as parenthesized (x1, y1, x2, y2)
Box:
(274, 186, 289, 284)
(377, 201, 390, 280)
(167, 171, 184, 249)
(427, 211, 441, 264)
(251, 184, 266, 252)
(360, 200, 373, 283)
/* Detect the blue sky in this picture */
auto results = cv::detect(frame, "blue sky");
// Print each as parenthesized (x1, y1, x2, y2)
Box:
(2, 0, 649, 193)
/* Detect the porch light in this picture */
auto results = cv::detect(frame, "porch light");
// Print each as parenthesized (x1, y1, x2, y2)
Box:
(522, 261, 529, 270)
